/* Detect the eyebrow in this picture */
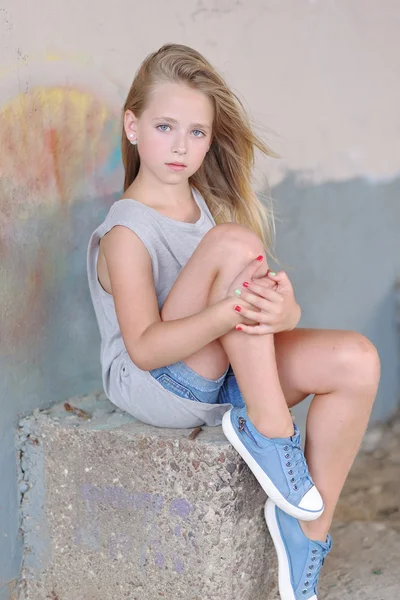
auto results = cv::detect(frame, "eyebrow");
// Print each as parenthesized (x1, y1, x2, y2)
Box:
(152, 116, 211, 131)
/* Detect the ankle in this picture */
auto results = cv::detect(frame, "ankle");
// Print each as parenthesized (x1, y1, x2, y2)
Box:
(247, 410, 294, 439)
(300, 519, 329, 543)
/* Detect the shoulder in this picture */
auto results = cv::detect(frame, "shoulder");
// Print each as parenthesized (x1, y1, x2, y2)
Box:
(108, 198, 151, 217)
(100, 200, 160, 263)
(103, 198, 159, 231)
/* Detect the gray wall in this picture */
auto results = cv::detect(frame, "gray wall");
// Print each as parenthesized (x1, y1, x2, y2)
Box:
(1, 1, 399, 597)
(270, 175, 400, 427)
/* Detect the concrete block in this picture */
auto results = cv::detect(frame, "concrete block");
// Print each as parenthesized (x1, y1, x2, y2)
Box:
(16, 392, 277, 600)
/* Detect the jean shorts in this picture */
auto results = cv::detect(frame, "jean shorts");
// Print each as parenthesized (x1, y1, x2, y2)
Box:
(149, 360, 245, 408)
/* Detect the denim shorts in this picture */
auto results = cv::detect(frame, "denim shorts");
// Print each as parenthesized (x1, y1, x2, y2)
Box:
(149, 360, 245, 408)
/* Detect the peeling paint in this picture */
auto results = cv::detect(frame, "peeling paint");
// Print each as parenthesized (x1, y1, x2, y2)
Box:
(15, 414, 51, 581)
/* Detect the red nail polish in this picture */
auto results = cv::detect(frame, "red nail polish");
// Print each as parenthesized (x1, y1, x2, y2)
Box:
(256, 255, 263, 261)
(236, 326, 242, 331)
(234, 305, 241, 312)
(243, 281, 249, 287)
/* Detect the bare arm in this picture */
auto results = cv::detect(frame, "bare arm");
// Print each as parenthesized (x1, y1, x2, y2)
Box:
(102, 225, 237, 371)
(137, 301, 235, 370)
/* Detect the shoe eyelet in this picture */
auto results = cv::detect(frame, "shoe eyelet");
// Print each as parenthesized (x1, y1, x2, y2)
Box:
(293, 484, 298, 491)
(304, 581, 310, 587)
(284, 453, 290, 459)
(288, 470, 293, 476)
(307, 572, 312, 577)
(284, 446, 289, 451)
(311, 556, 316, 561)
(286, 462, 291, 467)
(309, 565, 314, 570)
(312, 549, 317, 554)
(290, 477, 295, 483)
(302, 591, 307, 595)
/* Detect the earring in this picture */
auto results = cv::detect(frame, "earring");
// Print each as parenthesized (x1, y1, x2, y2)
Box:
(129, 133, 138, 145)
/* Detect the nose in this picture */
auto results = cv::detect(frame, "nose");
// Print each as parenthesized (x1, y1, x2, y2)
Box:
(172, 132, 187, 155)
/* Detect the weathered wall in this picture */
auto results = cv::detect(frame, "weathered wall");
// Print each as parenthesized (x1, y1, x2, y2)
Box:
(1, 1, 399, 596)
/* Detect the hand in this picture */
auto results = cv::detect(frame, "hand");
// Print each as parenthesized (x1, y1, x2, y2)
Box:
(225, 255, 270, 304)
(232, 270, 301, 334)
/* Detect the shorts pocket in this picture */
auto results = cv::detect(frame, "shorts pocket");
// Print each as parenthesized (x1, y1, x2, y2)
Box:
(154, 373, 201, 402)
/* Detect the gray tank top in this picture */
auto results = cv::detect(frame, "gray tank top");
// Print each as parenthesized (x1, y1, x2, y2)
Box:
(86, 186, 230, 428)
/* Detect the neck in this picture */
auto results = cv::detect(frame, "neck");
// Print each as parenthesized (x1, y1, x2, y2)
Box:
(127, 166, 193, 207)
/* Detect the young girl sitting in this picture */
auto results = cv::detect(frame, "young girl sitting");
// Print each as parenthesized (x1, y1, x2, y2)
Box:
(87, 43, 380, 600)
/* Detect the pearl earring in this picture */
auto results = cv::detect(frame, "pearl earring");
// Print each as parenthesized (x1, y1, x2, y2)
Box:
(129, 133, 138, 145)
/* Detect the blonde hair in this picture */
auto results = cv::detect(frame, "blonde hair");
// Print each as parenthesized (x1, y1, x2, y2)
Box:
(121, 43, 278, 252)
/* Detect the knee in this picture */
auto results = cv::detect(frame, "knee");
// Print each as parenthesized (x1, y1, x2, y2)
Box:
(206, 223, 265, 262)
(338, 332, 381, 392)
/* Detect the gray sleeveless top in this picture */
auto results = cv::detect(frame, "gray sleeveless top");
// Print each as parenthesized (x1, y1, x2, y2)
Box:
(86, 187, 232, 428)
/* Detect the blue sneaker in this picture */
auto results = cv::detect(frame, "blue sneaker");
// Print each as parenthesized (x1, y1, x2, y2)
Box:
(265, 498, 332, 600)
(221, 406, 324, 520)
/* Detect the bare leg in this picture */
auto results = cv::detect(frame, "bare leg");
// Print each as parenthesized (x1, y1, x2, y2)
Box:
(162, 224, 380, 538)
(161, 223, 294, 438)
(273, 328, 381, 540)
(215, 321, 294, 437)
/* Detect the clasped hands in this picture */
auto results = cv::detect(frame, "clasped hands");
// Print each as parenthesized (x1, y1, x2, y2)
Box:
(226, 256, 301, 335)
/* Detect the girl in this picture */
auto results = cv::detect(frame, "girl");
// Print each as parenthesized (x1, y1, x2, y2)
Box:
(87, 43, 380, 599)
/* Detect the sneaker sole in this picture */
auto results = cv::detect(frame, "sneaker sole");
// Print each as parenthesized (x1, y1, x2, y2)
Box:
(222, 409, 323, 521)
(264, 499, 318, 600)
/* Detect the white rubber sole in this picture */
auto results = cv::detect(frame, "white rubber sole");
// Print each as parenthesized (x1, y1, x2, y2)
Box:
(265, 499, 318, 600)
(222, 409, 324, 521)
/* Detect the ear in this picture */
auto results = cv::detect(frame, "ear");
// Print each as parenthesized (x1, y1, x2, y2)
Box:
(124, 109, 138, 143)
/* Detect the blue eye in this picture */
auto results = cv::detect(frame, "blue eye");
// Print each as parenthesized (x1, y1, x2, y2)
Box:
(157, 124, 171, 132)
(192, 130, 205, 137)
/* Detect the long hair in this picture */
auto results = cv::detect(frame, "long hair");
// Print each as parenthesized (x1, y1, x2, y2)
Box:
(121, 43, 279, 252)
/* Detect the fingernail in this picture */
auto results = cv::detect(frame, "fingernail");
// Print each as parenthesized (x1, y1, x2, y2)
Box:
(234, 305, 241, 312)
(234, 288, 242, 296)
(243, 281, 249, 288)
(236, 326, 243, 331)
(269, 271, 277, 276)
(256, 255, 263, 261)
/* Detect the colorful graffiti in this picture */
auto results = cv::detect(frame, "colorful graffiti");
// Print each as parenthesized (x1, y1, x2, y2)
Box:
(0, 85, 122, 357)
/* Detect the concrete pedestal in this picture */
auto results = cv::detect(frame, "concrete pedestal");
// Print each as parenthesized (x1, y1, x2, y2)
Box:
(16, 393, 277, 600)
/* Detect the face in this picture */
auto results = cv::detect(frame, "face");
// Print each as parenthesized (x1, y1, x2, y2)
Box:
(124, 82, 213, 183)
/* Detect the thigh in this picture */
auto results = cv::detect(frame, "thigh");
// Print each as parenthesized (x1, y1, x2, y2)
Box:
(217, 327, 340, 409)
(161, 223, 266, 320)
(219, 328, 377, 410)
(160, 223, 268, 379)
(273, 327, 373, 408)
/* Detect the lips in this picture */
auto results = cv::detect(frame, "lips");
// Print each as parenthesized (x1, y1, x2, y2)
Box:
(166, 162, 187, 167)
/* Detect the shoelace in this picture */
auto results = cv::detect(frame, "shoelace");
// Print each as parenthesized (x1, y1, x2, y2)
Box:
(281, 437, 312, 491)
(301, 537, 333, 595)
(237, 417, 312, 491)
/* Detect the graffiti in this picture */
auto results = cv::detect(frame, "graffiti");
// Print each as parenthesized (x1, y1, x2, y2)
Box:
(80, 483, 166, 514)
(74, 483, 197, 574)
(0, 85, 121, 356)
